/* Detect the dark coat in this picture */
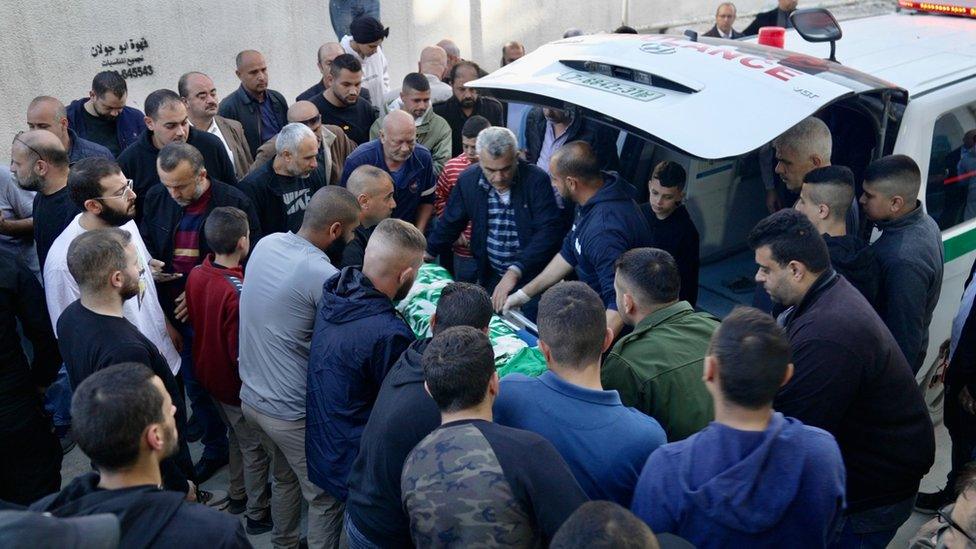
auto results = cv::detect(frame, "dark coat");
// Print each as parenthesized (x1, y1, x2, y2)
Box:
(743, 8, 788, 36)
(30, 472, 250, 549)
(702, 25, 744, 39)
(66, 98, 146, 155)
(218, 85, 289, 157)
(946, 260, 976, 397)
(238, 157, 327, 238)
(427, 161, 565, 284)
(524, 107, 620, 172)
(776, 272, 935, 512)
(823, 234, 880, 311)
(306, 268, 415, 501)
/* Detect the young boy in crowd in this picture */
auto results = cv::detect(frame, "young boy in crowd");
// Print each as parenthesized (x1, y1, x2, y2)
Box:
(641, 160, 701, 306)
(184, 206, 272, 534)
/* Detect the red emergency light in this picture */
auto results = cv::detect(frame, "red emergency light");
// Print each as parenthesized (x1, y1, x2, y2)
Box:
(898, 1, 976, 16)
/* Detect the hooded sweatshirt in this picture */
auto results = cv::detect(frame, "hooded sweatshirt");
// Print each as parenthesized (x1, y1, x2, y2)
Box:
(346, 338, 438, 547)
(559, 172, 652, 308)
(631, 413, 846, 549)
(29, 472, 250, 549)
(306, 267, 416, 501)
(823, 234, 880, 310)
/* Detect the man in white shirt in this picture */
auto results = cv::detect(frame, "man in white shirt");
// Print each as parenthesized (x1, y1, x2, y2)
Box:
(704, 2, 744, 39)
(380, 46, 453, 116)
(178, 71, 254, 180)
(43, 156, 181, 376)
(340, 15, 390, 110)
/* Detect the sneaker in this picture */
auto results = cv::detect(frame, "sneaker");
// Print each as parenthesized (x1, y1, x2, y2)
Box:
(198, 489, 230, 510)
(226, 496, 247, 515)
(245, 512, 273, 535)
(915, 487, 953, 514)
(193, 455, 229, 484)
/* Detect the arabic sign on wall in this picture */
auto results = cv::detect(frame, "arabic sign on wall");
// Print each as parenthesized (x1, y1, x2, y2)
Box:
(90, 37, 154, 79)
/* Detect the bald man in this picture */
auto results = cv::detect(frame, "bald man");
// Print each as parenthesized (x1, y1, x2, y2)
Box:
(340, 165, 396, 267)
(437, 38, 461, 72)
(218, 50, 289, 157)
(9, 130, 79, 268)
(340, 110, 436, 232)
(27, 96, 114, 165)
(380, 46, 452, 115)
(307, 217, 426, 502)
(296, 42, 372, 105)
(178, 72, 253, 180)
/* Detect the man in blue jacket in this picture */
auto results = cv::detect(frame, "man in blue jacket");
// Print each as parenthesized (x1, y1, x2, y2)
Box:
(504, 141, 651, 336)
(306, 217, 426, 503)
(65, 71, 146, 157)
(426, 126, 564, 313)
(631, 307, 846, 548)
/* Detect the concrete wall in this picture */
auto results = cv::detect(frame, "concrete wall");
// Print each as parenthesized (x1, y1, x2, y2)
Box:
(0, 0, 853, 162)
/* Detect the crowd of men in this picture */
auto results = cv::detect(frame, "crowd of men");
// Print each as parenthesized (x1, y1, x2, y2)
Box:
(2, 3, 975, 549)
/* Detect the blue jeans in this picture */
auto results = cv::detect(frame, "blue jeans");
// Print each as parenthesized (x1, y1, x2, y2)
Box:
(830, 497, 914, 549)
(329, 0, 380, 40)
(344, 511, 382, 549)
(179, 324, 228, 461)
(44, 365, 73, 431)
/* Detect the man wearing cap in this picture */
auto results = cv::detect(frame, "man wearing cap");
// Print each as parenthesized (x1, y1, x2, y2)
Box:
(340, 15, 391, 110)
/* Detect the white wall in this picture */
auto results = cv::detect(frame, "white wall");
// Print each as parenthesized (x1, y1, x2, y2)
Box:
(0, 0, 854, 162)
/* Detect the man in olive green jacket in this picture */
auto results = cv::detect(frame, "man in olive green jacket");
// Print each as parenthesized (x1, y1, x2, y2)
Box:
(603, 248, 718, 441)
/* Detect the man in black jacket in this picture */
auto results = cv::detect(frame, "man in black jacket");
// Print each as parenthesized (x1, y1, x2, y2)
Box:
(703, 2, 744, 39)
(118, 89, 237, 220)
(344, 282, 492, 547)
(524, 107, 620, 175)
(139, 142, 261, 482)
(748, 209, 934, 547)
(742, 0, 797, 36)
(795, 165, 880, 308)
(426, 126, 565, 312)
(0, 250, 62, 505)
(433, 61, 504, 157)
(219, 50, 289, 157)
(30, 363, 249, 548)
(340, 165, 395, 268)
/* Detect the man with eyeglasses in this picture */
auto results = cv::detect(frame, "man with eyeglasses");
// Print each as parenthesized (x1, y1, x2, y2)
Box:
(250, 100, 357, 187)
(296, 42, 373, 106)
(912, 478, 976, 548)
(178, 72, 254, 181)
(10, 130, 79, 269)
(65, 71, 146, 157)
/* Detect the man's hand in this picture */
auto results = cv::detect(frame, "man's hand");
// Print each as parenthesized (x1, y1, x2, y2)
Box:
(503, 289, 531, 314)
(492, 270, 520, 312)
(174, 292, 188, 322)
(455, 235, 469, 248)
(765, 189, 782, 214)
(961, 386, 976, 415)
(185, 480, 198, 502)
(150, 259, 182, 283)
(166, 319, 184, 353)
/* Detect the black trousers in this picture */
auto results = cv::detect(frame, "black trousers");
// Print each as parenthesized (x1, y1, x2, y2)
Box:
(0, 413, 62, 505)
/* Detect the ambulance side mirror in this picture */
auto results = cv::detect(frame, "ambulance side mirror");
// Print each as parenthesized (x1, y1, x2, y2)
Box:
(790, 8, 842, 62)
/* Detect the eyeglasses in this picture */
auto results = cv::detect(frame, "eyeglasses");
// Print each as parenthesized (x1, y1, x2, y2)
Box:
(298, 113, 321, 128)
(938, 504, 976, 544)
(13, 131, 47, 162)
(94, 179, 135, 200)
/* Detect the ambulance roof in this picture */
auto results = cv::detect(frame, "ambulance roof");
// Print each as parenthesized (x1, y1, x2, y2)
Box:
(769, 12, 976, 98)
(468, 33, 901, 159)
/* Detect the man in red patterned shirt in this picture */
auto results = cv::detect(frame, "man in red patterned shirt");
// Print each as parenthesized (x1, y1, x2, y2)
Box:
(433, 115, 491, 282)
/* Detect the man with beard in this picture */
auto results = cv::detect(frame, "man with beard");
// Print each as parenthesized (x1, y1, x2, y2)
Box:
(306, 218, 425, 506)
(310, 53, 378, 146)
(139, 143, 260, 483)
(525, 106, 620, 175)
(50, 229, 199, 498)
(339, 165, 396, 268)
(118, 89, 237, 220)
(30, 363, 249, 547)
(240, 122, 324, 239)
(434, 61, 504, 157)
(65, 70, 146, 157)
(370, 72, 453, 175)
(27, 96, 114, 166)
(178, 72, 254, 181)
(341, 110, 436, 232)
(9, 130, 79, 269)
(43, 158, 182, 394)
(239, 186, 360, 548)
(296, 42, 373, 106)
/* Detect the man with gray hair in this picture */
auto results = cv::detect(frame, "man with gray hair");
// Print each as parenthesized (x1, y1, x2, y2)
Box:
(340, 110, 436, 232)
(239, 185, 361, 547)
(240, 122, 325, 237)
(437, 38, 462, 73)
(27, 96, 114, 166)
(426, 126, 565, 312)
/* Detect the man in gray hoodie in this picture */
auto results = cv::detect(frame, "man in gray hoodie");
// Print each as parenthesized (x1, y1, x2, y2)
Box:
(861, 155, 944, 373)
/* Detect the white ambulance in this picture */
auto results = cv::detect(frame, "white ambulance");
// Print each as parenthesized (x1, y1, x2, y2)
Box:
(469, 2, 976, 404)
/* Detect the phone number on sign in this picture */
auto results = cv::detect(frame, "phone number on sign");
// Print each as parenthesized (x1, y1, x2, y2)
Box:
(119, 65, 154, 79)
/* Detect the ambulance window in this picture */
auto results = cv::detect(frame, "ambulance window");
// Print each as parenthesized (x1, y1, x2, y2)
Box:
(926, 102, 976, 231)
